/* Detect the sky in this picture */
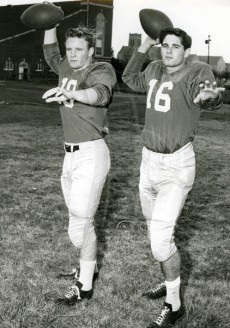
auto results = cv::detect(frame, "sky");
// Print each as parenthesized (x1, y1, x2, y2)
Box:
(1, 0, 229, 62)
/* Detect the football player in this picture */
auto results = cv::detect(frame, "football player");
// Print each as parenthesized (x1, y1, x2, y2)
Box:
(122, 27, 224, 327)
(42, 26, 116, 305)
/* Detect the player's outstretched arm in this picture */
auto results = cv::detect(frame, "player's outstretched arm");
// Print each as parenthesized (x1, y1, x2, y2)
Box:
(61, 88, 98, 105)
(42, 87, 98, 106)
(194, 80, 225, 104)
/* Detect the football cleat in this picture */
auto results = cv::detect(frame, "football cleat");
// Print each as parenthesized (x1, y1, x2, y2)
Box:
(55, 281, 93, 306)
(147, 302, 185, 327)
(142, 282, 166, 300)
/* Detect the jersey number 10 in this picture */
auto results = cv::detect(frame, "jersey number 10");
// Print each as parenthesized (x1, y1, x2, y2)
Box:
(147, 79, 173, 112)
(60, 77, 78, 108)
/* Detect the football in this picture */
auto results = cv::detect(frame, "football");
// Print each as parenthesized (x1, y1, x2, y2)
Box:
(20, 2, 64, 29)
(139, 9, 173, 40)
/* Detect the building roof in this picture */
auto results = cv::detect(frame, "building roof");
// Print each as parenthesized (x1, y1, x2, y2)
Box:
(199, 56, 224, 65)
(117, 46, 135, 60)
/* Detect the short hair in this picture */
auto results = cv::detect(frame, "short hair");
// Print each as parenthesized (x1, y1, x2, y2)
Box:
(65, 26, 96, 49)
(159, 27, 192, 50)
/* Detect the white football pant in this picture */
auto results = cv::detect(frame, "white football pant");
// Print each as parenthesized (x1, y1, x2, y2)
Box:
(139, 142, 196, 262)
(61, 139, 110, 254)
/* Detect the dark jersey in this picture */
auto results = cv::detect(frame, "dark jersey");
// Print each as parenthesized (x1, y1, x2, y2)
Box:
(122, 51, 222, 153)
(43, 42, 117, 144)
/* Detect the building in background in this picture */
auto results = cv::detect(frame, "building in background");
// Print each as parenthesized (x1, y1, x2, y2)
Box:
(118, 33, 161, 65)
(117, 33, 142, 64)
(198, 55, 226, 77)
(0, 0, 114, 81)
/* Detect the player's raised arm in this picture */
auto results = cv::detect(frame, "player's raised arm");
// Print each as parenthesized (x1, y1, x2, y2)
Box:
(20, 2, 63, 74)
(44, 26, 58, 45)
(42, 28, 61, 75)
(122, 45, 148, 93)
(138, 36, 159, 54)
(122, 8, 172, 93)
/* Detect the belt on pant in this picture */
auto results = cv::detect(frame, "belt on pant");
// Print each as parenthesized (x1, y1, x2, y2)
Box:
(64, 144, 80, 152)
(64, 139, 103, 152)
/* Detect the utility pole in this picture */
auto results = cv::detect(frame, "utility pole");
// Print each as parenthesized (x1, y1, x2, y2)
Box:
(205, 35, 211, 64)
(86, 0, 89, 27)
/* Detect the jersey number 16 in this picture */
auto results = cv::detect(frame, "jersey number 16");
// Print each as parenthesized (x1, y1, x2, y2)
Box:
(147, 79, 173, 112)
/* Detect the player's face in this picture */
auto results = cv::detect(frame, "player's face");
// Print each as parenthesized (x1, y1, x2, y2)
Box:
(66, 37, 94, 70)
(161, 34, 190, 72)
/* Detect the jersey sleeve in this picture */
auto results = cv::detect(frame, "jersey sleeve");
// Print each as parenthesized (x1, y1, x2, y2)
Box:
(85, 63, 117, 107)
(122, 50, 148, 93)
(43, 42, 62, 75)
(190, 63, 223, 111)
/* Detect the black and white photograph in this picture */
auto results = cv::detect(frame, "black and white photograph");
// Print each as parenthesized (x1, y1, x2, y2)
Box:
(0, 1, 229, 327)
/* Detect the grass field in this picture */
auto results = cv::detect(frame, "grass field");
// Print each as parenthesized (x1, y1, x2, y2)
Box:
(0, 81, 229, 328)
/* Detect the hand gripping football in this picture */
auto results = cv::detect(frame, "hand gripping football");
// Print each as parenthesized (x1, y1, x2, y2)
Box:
(20, 2, 64, 29)
(139, 9, 173, 40)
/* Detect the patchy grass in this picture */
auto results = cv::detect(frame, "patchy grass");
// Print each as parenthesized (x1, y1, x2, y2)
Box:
(0, 82, 229, 328)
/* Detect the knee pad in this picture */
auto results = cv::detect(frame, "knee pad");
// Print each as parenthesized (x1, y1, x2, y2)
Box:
(68, 216, 96, 249)
(151, 240, 177, 262)
(68, 225, 83, 248)
(69, 202, 89, 220)
(150, 219, 177, 262)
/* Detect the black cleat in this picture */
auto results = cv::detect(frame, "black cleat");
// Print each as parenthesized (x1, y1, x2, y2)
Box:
(55, 281, 93, 306)
(142, 282, 166, 300)
(147, 302, 185, 327)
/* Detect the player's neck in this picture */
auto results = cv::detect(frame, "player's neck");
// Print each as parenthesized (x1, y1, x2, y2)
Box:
(73, 58, 92, 72)
(165, 62, 186, 74)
